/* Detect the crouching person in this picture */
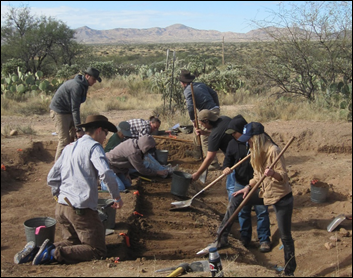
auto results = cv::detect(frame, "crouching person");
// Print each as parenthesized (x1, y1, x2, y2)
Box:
(14, 115, 123, 265)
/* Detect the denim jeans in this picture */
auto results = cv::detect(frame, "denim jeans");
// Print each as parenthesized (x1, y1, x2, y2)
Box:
(103, 154, 169, 191)
(226, 170, 271, 243)
(218, 191, 296, 275)
(101, 173, 130, 192)
(128, 153, 168, 177)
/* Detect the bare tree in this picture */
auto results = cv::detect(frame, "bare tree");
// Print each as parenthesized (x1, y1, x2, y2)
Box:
(247, 1, 352, 102)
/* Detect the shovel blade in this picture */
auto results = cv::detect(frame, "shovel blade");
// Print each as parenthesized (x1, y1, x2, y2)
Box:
(170, 199, 193, 210)
(199, 170, 207, 184)
(327, 214, 347, 232)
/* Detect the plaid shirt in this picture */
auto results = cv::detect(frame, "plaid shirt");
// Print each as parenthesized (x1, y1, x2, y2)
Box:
(127, 119, 151, 139)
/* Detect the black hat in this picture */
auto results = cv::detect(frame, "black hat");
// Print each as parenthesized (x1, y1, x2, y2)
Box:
(225, 115, 248, 134)
(76, 115, 117, 132)
(84, 67, 102, 82)
(179, 69, 195, 83)
(238, 122, 265, 142)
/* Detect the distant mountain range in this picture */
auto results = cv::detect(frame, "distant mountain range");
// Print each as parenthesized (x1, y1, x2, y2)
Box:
(73, 24, 282, 44)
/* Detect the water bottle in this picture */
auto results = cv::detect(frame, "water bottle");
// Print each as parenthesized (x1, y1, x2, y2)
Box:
(209, 247, 224, 277)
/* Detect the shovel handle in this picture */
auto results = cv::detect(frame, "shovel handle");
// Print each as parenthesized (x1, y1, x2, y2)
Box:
(193, 154, 251, 199)
(217, 136, 295, 241)
(190, 83, 204, 160)
(64, 197, 74, 208)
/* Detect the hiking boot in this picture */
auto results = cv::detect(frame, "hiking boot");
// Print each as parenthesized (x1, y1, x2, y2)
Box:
(14, 241, 39, 264)
(208, 162, 221, 171)
(240, 237, 250, 248)
(259, 241, 271, 253)
(32, 239, 55, 265)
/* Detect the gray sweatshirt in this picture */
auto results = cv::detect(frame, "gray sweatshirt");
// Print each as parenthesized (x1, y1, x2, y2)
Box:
(105, 135, 157, 177)
(49, 74, 89, 128)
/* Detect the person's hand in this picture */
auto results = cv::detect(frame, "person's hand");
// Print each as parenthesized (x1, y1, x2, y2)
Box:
(194, 127, 202, 136)
(223, 167, 232, 175)
(157, 170, 168, 176)
(232, 185, 251, 199)
(112, 198, 123, 209)
(192, 172, 200, 181)
(76, 130, 84, 139)
(264, 167, 274, 178)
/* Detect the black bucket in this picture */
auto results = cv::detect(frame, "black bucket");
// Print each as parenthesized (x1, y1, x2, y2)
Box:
(171, 171, 192, 197)
(310, 180, 329, 203)
(156, 150, 169, 165)
(24, 217, 56, 247)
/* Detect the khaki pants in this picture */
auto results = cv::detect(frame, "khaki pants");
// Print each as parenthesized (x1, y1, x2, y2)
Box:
(53, 203, 107, 264)
(193, 108, 220, 164)
(50, 110, 76, 161)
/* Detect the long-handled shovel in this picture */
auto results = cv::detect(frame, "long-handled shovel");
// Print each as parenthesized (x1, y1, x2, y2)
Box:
(170, 154, 251, 210)
(190, 82, 207, 184)
(215, 136, 295, 242)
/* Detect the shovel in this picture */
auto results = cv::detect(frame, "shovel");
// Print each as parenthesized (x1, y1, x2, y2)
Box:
(327, 214, 352, 232)
(170, 154, 251, 210)
(191, 83, 207, 184)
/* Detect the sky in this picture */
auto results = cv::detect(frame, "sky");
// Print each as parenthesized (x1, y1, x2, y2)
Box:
(1, 1, 309, 33)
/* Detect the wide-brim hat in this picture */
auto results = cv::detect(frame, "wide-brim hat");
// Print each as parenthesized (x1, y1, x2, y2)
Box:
(198, 109, 219, 122)
(117, 121, 132, 137)
(238, 122, 264, 142)
(84, 67, 102, 82)
(225, 115, 248, 134)
(179, 69, 195, 83)
(77, 115, 117, 132)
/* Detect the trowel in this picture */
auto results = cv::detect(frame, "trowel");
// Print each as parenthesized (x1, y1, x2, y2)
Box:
(327, 214, 352, 232)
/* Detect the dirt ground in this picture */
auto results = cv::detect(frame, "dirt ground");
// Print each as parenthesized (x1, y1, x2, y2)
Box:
(1, 106, 352, 277)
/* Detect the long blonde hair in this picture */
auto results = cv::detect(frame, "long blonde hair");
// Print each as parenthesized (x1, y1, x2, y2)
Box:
(250, 133, 275, 173)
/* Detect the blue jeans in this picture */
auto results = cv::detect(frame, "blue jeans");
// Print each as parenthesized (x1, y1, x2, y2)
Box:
(128, 153, 168, 177)
(101, 173, 131, 192)
(103, 154, 169, 191)
(226, 170, 271, 243)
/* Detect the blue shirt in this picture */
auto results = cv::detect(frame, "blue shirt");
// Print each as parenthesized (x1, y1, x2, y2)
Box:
(47, 134, 121, 210)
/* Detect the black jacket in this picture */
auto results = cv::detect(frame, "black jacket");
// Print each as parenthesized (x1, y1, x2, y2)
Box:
(223, 139, 253, 186)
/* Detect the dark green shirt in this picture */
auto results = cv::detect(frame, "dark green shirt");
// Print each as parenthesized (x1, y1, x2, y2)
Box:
(104, 133, 122, 152)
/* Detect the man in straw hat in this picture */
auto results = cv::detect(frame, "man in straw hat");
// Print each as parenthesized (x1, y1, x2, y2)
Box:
(191, 109, 232, 181)
(14, 115, 123, 265)
(49, 67, 102, 161)
(179, 69, 221, 170)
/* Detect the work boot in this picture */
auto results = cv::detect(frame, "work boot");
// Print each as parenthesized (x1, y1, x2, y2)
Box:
(240, 237, 250, 248)
(259, 241, 271, 253)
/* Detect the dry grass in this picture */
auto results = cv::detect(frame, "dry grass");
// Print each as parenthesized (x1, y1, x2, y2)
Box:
(1, 77, 349, 126)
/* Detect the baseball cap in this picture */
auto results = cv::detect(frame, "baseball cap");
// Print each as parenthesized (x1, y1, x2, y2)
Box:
(198, 109, 219, 122)
(117, 121, 132, 137)
(237, 122, 265, 142)
(225, 115, 248, 134)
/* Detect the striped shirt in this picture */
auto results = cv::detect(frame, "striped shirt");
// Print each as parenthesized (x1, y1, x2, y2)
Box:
(127, 119, 151, 139)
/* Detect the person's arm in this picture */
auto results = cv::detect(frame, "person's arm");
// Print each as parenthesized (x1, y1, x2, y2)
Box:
(90, 144, 122, 201)
(208, 86, 220, 107)
(192, 151, 217, 181)
(47, 155, 63, 197)
(184, 88, 195, 121)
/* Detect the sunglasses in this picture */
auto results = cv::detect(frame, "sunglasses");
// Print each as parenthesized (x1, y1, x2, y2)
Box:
(102, 128, 108, 136)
